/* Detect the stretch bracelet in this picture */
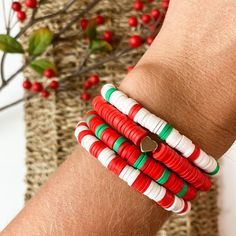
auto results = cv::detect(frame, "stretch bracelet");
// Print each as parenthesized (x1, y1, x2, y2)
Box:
(75, 121, 191, 215)
(92, 96, 212, 191)
(85, 110, 197, 201)
(101, 84, 220, 176)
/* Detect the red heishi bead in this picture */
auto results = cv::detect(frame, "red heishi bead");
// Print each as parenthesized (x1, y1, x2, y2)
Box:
(141, 14, 151, 24)
(146, 35, 154, 45)
(89, 74, 100, 85)
(80, 18, 89, 30)
(80, 92, 91, 102)
(83, 80, 93, 90)
(17, 11, 26, 21)
(32, 82, 43, 92)
(133, 1, 144, 11)
(132, 173, 151, 193)
(41, 90, 50, 98)
(22, 80, 32, 90)
(25, 0, 37, 8)
(129, 35, 142, 48)
(128, 16, 138, 27)
(96, 15, 104, 25)
(43, 68, 55, 78)
(49, 80, 59, 90)
(151, 9, 160, 20)
(103, 31, 113, 42)
(12, 2, 21, 11)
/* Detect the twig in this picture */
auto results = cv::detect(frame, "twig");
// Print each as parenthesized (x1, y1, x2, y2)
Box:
(0, 47, 135, 112)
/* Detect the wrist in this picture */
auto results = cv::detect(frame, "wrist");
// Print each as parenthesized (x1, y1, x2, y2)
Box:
(119, 60, 235, 158)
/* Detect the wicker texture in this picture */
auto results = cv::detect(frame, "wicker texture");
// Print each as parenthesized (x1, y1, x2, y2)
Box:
(23, 0, 219, 235)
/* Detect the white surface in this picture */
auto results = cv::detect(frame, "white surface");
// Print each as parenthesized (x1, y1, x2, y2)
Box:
(0, 3, 236, 235)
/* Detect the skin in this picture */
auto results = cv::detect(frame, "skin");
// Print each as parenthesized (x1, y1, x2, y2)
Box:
(2, 0, 236, 235)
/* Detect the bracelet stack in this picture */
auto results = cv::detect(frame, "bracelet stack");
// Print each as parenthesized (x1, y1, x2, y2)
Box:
(75, 83, 220, 215)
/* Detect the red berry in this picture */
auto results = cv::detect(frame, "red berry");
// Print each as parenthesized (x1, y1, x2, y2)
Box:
(133, 1, 144, 11)
(129, 35, 142, 48)
(88, 74, 100, 85)
(25, 0, 37, 8)
(103, 31, 113, 42)
(49, 80, 59, 90)
(83, 80, 93, 90)
(41, 90, 50, 98)
(146, 36, 155, 45)
(11, 2, 22, 11)
(17, 11, 26, 22)
(127, 65, 134, 73)
(43, 68, 56, 78)
(162, 0, 169, 10)
(128, 16, 138, 27)
(32, 82, 43, 92)
(80, 18, 89, 30)
(141, 14, 151, 24)
(151, 9, 160, 20)
(96, 15, 104, 25)
(80, 92, 91, 102)
(22, 80, 32, 90)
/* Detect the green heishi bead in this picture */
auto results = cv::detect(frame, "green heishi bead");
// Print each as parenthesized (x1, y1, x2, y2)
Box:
(176, 182, 188, 197)
(161, 125, 173, 141)
(208, 162, 220, 176)
(156, 168, 170, 185)
(133, 153, 147, 169)
(136, 153, 148, 170)
(159, 123, 172, 140)
(105, 87, 117, 102)
(113, 136, 127, 152)
(86, 114, 96, 125)
(95, 124, 109, 138)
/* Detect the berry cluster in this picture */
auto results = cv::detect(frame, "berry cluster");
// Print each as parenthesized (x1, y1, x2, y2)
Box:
(80, 74, 100, 102)
(12, 0, 37, 22)
(22, 68, 58, 98)
(128, 0, 169, 48)
(79, 15, 113, 43)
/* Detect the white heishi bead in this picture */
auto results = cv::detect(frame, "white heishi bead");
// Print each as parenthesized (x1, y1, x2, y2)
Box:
(98, 148, 114, 166)
(182, 143, 195, 158)
(123, 98, 137, 115)
(175, 135, 193, 154)
(154, 185, 166, 202)
(194, 150, 211, 167)
(122, 166, 133, 182)
(153, 120, 165, 134)
(109, 90, 126, 106)
(144, 114, 161, 133)
(165, 196, 180, 212)
(119, 165, 130, 180)
(173, 198, 185, 213)
(137, 111, 150, 127)
(134, 108, 149, 123)
(81, 135, 97, 151)
(127, 169, 140, 186)
(156, 121, 168, 135)
(74, 126, 88, 140)
(166, 128, 182, 148)
(202, 156, 218, 173)
(101, 83, 115, 99)
(178, 201, 192, 216)
(103, 154, 116, 168)
(143, 180, 155, 196)
(115, 94, 128, 112)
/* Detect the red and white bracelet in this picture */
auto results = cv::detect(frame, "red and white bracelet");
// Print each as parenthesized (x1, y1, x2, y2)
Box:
(101, 84, 220, 176)
(74, 83, 219, 215)
(75, 121, 191, 215)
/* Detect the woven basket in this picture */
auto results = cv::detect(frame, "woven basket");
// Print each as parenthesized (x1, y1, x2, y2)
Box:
(23, 0, 219, 235)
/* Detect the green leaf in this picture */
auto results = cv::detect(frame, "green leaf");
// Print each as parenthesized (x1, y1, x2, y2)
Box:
(28, 28, 53, 55)
(89, 39, 112, 52)
(85, 20, 97, 40)
(0, 34, 24, 53)
(30, 59, 56, 75)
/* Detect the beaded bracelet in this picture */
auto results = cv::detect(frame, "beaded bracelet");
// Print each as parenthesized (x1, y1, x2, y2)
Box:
(75, 121, 191, 215)
(91, 96, 212, 191)
(101, 84, 220, 176)
(85, 110, 197, 200)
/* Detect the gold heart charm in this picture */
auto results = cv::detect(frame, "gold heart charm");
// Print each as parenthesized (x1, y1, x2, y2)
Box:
(140, 136, 158, 153)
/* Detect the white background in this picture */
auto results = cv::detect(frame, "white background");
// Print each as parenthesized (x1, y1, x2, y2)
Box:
(0, 2, 236, 235)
